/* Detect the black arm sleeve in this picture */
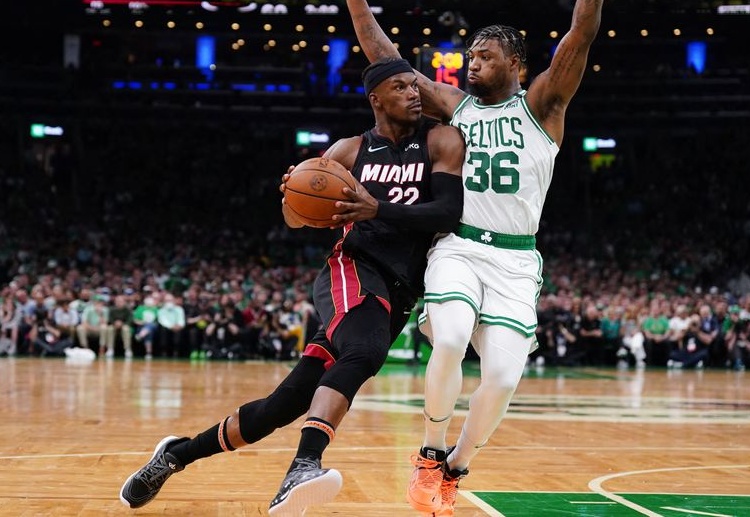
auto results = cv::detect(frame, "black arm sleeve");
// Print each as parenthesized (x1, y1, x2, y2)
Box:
(375, 172, 463, 233)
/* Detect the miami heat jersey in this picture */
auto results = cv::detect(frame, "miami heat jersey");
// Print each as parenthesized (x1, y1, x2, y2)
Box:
(340, 119, 437, 297)
(451, 90, 559, 235)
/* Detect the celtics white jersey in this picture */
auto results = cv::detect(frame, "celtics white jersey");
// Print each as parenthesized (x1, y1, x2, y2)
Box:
(451, 90, 559, 235)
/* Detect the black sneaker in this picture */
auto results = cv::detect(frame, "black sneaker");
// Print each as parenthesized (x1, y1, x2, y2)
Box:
(119, 435, 188, 508)
(268, 457, 343, 516)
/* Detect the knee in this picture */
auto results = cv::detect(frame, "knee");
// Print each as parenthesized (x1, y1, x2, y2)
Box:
(229, 407, 242, 434)
(431, 328, 472, 359)
(479, 367, 520, 396)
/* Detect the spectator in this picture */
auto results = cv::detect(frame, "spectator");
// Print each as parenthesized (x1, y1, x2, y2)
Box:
(668, 316, 709, 369)
(619, 316, 646, 368)
(133, 296, 159, 359)
(724, 305, 749, 370)
(157, 293, 186, 357)
(76, 296, 109, 355)
(106, 294, 134, 358)
(53, 297, 79, 344)
(642, 302, 671, 367)
(34, 312, 75, 356)
(696, 303, 721, 367)
(0, 296, 20, 356)
(204, 295, 245, 359)
(579, 303, 605, 365)
(183, 289, 212, 360)
(549, 295, 582, 366)
(666, 304, 691, 353)
(600, 305, 624, 362)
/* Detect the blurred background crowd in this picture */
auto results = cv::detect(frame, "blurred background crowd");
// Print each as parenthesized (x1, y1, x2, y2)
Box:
(0, 0, 748, 369)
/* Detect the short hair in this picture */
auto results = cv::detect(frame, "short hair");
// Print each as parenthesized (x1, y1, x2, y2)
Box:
(466, 25, 527, 63)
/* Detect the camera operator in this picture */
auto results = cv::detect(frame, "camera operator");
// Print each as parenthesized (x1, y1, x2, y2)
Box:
(725, 305, 749, 371)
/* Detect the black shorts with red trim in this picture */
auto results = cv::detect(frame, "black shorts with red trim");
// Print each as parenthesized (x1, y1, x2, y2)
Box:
(302, 249, 417, 367)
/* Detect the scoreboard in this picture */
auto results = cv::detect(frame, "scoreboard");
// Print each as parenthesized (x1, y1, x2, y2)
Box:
(417, 48, 466, 90)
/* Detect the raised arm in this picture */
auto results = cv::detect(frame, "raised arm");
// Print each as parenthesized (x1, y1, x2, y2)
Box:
(345, 0, 398, 63)
(526, 0, 603, 145)
(345, 0, 466, 121)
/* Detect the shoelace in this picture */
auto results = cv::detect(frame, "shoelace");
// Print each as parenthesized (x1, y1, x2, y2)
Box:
(140, 457, 173, 489)
(441, 477, 460, 505)
(410, 454, 444, 489)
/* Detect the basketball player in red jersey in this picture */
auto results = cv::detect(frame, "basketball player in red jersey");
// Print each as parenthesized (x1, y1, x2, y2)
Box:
(120, 57, 465, 516)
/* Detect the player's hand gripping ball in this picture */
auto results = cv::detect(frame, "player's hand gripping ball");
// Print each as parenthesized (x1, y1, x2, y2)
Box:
(283, 157, 356, 228)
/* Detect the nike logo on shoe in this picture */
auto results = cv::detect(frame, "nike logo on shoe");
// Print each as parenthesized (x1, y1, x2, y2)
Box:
(368, 145, 388, 152)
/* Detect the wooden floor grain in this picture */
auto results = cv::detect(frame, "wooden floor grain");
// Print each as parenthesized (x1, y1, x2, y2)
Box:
(1, 358, 748, 516)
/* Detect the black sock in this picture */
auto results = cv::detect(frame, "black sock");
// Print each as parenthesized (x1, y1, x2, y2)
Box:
(287, 417, 334, 473)
(168, 417, 235, 466)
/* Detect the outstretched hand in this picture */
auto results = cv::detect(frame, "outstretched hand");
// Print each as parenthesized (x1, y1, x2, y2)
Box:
(330, 178, 379, 227)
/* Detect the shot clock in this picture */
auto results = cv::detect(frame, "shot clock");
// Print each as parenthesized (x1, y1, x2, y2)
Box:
(417, 47, 466, 89)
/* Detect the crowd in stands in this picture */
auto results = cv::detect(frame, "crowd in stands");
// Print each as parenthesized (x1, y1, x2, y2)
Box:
(532, 289, 750, 371)
(0, 225, 748, 371)
(2, 48, 748, 370)
(0, 259, 320, 362)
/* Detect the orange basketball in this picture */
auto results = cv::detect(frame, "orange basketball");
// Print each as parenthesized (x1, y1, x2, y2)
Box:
(284, 157, 356, 228)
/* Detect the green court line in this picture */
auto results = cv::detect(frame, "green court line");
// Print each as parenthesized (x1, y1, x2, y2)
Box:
(470, 491, 750, 516)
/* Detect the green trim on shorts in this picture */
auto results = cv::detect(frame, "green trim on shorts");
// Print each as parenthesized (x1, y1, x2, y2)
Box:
(455, 223, 536, 250)
(534, 250, 544, 305)
(423, 291, 480, 314)
(478, 313, 537, 338)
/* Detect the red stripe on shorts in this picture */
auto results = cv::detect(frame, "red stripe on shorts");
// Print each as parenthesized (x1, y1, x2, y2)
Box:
(325, 248, 365, 342)
(302, 343, 336, 370)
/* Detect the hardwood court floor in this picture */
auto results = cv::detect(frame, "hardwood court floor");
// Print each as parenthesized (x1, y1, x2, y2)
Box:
(1, 357, 749, 516)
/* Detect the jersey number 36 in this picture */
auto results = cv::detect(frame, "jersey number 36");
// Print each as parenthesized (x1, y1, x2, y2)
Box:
(465, 151, 520, 194)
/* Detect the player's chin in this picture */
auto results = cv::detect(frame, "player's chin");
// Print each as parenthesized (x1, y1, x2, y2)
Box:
(401, 110, 422, 123)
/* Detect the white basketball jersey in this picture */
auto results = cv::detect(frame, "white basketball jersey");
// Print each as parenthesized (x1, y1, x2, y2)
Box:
(450, 90, 559, 235)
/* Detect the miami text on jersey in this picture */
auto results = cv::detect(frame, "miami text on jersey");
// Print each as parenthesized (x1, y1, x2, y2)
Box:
(360, 163, 426, 184)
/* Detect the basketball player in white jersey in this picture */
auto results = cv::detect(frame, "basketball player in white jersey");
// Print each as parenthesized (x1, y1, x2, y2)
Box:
(345, 1, 604, 514)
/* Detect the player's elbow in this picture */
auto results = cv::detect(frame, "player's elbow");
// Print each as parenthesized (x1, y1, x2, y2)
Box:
(434, 204, 462, 233)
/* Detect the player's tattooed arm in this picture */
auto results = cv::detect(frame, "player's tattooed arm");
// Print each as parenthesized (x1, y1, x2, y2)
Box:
(345, 0, 400, 62)
(345, 0, 465, 121)
(525, 0, 603, 144)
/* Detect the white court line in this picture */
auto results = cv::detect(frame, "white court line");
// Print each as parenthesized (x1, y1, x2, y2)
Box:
(2, 442, 750, 461)
(661, 507, 733, 517)
(589, 464, 750, 517)
(570, 501, 616, 504)
(459, 490, 506, 517)
(1, 446, 750, 461)
(0, 451, 146, 461)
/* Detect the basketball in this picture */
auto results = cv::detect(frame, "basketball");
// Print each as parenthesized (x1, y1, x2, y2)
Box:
(284, 157, 356, 228)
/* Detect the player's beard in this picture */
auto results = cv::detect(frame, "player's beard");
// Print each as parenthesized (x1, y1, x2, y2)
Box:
(467, 81, 492, 99)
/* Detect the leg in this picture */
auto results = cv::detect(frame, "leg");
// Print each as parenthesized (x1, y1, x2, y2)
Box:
(406, 299, 475, 514)
(421, 300, 475, 452)
(121, 325, 133, 358)
(120, 355, 327, 509)
(269, 295, 392, 515)
(408, 251, 481, 514)
(103, 326, 113, 357)
(105, 326, 115, 353)
(76, 325, 88, 349)
(448, 325, 531, 471)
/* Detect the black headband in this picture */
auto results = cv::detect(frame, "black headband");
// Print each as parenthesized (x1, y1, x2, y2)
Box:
(362, 58, 414, 95)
